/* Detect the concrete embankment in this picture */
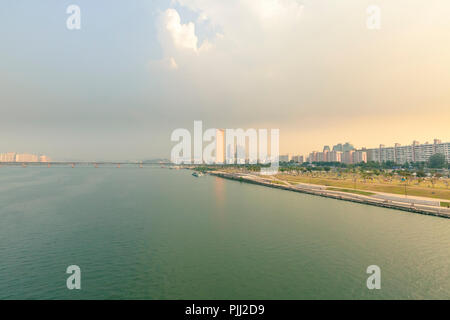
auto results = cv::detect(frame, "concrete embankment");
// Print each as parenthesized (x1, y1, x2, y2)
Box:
(209, 172, 450, 219)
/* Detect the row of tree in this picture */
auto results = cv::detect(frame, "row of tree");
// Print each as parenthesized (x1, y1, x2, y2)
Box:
(191, 154, 448, 172)
(283, 153, 448, 170)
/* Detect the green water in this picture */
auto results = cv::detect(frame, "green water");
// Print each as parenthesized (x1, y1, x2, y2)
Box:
(0, 167, 449, 299)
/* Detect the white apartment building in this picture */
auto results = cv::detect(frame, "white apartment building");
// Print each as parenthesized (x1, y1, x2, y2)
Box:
(307, 150, 342, 163)
(15, 153, 39, 162)
(352, 150, 367, 164)
(307, 139, 449, 165)
(342, 150, 354, 164)
(435, 142, 450, 161)
(0, 152, 17, 162)
(328, 151, 342, 162)
(366, 140, 450, 164)
(292, 155, 304, 163)
(39, 155, 51, 162)
(1, 152, 51, 162)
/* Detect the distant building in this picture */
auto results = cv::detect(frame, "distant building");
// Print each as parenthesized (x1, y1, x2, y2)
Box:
(332, 142, 354, 153)
(226, 143, 235, 164)
(236, 144, 246, 164)
(307, 148, 362, 164)
(342, 150, 354, 164)
(279, 154, 290, 162)
(307, 150, 342, 163)
(352, 150, 367, 164)
(0, 152, 50, 163)
(328, 151, 342, 162)
(259, 155, 271, 164)
(292, 155, 304, 163)
(39, 155, 51, 162)
(332, 144, 342, 152)
(342, 142, 355, 152)
(366, 139, 449, 164)
(317, 151, 325, 162)
(0, 152, 16, 162)
(15, 153, 39, 162)
(303, 139, 449, 166)
(307, 151, 318, 163)
(216, 129, 225, 164)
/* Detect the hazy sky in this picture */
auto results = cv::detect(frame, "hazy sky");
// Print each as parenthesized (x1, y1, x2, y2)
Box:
(1, 0, 449, 160)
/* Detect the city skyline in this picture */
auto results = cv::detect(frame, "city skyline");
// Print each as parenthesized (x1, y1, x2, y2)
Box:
(0, 152, 51, 163)
(303, 138, 450, 164)
(2, 137, 450, 163)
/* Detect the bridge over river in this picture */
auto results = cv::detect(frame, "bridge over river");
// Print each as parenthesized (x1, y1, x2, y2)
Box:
(0, 161, 174, 167)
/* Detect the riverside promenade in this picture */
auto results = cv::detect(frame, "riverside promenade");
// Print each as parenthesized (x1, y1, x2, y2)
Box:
(209, 171, 450, 219)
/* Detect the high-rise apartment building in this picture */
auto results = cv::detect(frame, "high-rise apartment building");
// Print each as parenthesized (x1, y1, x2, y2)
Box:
(15, 153, 39, 162)
(328, 151, 342, 162)
(0, 152, 17, 162)
(0, 152, 50, 163)
(342, 150, 354, 164)
(292, 155, 304, 163)
(39, 155, 51, 162)
(366, 139, 449, 164)
(352, 150, 367, 164)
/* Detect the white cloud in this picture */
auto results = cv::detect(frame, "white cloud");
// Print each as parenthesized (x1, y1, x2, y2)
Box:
(175, 0, 304, 30)
(149, 0, 450, 147)
(164, 9, 198, 51)
(251, 0, 304, 24)
(155, 1, 304, 70)
(159, 8, 211, 54)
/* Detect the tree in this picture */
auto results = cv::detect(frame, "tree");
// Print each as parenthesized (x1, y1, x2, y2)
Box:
(416, 170, 426, 178)
(428, 153, 446, 169)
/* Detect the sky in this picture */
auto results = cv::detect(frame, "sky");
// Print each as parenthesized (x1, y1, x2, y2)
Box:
(1, 0, 449, 161)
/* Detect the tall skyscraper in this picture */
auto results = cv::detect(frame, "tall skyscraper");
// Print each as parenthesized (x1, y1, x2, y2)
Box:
(216, 129, 225, 164)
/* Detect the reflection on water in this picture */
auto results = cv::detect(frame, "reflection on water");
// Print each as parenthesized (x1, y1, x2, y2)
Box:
(213, 176, 226, 216)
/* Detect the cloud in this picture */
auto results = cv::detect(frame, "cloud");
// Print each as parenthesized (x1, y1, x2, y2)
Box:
(250, 0, 304, 25)
(150, 0, 309, 122)
(158, 8, 211, 54)
(149, 0, 450, 153)
(175, 0, 304, 32)
(157, 1, 304, 59)
(164, 8, 198, 51)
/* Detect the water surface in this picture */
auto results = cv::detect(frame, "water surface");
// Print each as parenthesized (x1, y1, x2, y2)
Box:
(0, 167, 449, 299)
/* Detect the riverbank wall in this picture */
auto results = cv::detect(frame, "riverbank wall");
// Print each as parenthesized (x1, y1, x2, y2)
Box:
(209, 172, 450, 219)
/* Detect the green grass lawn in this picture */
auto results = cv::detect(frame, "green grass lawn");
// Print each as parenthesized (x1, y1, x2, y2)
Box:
(440, 201, 450, 208)
(276, 175, 450, 200)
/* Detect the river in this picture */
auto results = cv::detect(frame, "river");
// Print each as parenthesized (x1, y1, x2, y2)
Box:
(0, 166, 448, 299)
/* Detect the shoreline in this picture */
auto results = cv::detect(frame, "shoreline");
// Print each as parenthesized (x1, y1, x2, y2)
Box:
(209, 171, 450, 219)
